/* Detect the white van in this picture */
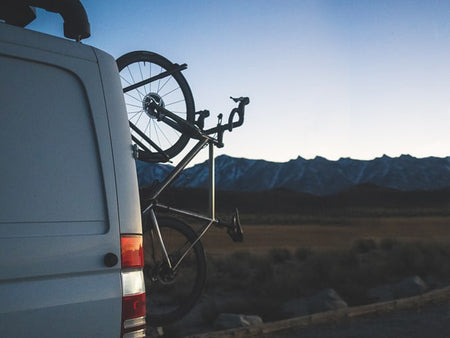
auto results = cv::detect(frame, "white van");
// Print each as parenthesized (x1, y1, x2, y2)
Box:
(0, 2, 146, 337)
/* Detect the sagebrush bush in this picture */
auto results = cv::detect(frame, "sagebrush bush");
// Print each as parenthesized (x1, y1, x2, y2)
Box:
(294, 247, 312, 261)
(380, 237, 399, 251)
(206, 240, 450, 317)
(351, 238, 377, 254)
(268, 248, 292, 264)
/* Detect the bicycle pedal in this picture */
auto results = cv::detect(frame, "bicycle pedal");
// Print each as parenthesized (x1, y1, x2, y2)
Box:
(227, 208, 243, 242)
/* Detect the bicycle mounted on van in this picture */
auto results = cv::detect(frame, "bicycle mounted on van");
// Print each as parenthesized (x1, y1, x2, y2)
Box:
(116, 51, 250, 326)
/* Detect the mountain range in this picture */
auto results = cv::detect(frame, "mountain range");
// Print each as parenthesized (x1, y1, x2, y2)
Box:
(135, 155, 450, 196)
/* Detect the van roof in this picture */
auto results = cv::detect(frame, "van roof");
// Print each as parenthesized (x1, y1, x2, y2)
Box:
(0, 22, 97, 62)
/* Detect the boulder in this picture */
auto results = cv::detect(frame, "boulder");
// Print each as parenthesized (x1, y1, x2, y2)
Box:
(367, 276, 429, 303)
(214, 313, 263, 330)
(282, 288, 347, 318)
(308, 288, 348, 314)
(393, 276, 428, 298)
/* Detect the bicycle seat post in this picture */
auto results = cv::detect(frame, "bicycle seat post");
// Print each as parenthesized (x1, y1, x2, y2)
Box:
(208, 141, 215, 221)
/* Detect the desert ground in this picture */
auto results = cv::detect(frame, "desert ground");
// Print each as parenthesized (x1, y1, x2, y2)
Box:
(201, 216, 450, 256)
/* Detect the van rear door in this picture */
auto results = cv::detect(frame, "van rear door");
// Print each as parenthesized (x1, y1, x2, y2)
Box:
(0, 25, 124, 337)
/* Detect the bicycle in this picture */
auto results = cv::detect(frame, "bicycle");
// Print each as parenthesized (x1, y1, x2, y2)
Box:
(116, 51, 250, 326)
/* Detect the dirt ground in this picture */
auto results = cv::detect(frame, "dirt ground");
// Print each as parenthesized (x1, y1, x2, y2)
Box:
(149, 215, 450, 337)
(200, 216, 450, 256)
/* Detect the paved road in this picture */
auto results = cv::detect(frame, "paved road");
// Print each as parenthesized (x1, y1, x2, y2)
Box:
(269, 301, 450, 338)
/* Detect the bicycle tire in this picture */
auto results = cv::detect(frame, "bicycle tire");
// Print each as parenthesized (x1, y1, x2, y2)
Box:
(143, 216, 206, 326)
(117, 51, 195, 162)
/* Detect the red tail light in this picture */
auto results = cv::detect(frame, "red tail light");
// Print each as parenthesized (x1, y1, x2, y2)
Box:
(121, 235, 146, 338)
(123, 293, 146, 320)
(121, 235, 144, 268)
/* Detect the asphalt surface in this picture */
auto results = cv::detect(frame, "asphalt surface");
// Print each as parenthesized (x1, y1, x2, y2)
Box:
(269, 301, 450, 338)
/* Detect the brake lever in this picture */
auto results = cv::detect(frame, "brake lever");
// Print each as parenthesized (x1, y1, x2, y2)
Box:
(230, 96, 250, 105)
(194, 110, 210, 130)
(227, 96, 249, 131)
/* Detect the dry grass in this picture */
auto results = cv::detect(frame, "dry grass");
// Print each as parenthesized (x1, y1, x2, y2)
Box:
(200, 216, 450, 256)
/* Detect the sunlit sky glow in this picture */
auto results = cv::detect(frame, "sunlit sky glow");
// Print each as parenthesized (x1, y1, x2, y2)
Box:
(28, 0, 450, 165)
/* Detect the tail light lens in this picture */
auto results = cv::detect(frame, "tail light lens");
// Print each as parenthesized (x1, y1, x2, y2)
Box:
(121, 235, 144, 268)
(123, 293, 146, 322)
(121, 235, 146, 338)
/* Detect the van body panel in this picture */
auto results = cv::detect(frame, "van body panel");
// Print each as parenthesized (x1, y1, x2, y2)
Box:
(0, 23, 139, 337)
(94, 49, 142, 235)
(0, 272, 121, 338)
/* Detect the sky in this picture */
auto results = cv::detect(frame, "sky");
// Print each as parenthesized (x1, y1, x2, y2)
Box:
(28, 0, 450, 165)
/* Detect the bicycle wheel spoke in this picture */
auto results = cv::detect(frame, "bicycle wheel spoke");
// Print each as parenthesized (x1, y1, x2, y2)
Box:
(154, 120, 175, 148)
(134, 109, 144, 126)
(138, 62, 148, 96)
(120, 74, 134, 86)
(151, 121, 161, 152)
(157, 75, 172, 94)
(143, 119, 151, 135)
(126, 102, 143, 109)
(126, 66, 145, 99)
(124, 91, 142, 103)
(160, 86, 181, 99)
(156, 65, 163, 93)
(128, 110, 143, 120)
(164, 99, 186, 107)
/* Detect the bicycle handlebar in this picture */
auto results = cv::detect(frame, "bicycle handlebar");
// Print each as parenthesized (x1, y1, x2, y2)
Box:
(204, 96, 250, 147)
(149, 96, 250, 148)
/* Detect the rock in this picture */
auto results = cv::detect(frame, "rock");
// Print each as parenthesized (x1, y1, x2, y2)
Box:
(214, 313, 263, 330)
(367, 276, 429, 303)
(393, 276, 428, 298)
(165, 294, 217, 336)
(367, 285, 394, 303)
(308, 288, 348, 314)
(282, 288, 348, 318)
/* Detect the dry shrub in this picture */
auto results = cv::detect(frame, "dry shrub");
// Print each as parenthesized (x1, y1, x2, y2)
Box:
(206, 240, 450, 317)
(351, 238, 377, 254)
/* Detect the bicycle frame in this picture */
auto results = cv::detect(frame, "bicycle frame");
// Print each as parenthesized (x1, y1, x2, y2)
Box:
(139, 96, 248, 271)
(141, 140, 219, 270)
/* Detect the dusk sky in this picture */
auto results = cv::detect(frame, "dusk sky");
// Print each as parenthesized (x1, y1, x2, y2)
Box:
(29, 1, 450, 165)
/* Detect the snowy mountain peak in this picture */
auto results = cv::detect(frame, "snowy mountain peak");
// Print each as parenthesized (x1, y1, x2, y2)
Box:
(136, 155, 450, 195)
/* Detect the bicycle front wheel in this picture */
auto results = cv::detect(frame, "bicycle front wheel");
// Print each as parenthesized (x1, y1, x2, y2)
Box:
(143, 217, 206, 326)
(117, 51, 195, 162)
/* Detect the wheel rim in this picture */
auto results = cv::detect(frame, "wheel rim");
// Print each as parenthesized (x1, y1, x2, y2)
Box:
(118, 54, 194, 160)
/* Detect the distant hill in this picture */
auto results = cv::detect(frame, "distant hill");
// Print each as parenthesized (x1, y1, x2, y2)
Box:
(136, 155, 450, 196)
(139, 185, 450, 219)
